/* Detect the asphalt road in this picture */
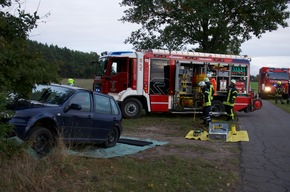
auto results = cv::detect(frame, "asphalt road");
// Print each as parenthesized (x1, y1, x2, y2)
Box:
(238, 100, 290, 192)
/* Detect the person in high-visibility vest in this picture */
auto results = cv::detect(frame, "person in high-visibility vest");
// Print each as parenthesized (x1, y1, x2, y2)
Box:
(198, 81, 212, 126)
(204, 77, 215, 100)
(223, 79, 237, 121)
(68, 78, 75, 86)
(204, 77, 215, 118)
(275, 81, 285, 104)
(284, 82, 289, 104)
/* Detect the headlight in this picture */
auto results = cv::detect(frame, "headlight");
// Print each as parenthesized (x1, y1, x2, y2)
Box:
(264, 87, 271, 92)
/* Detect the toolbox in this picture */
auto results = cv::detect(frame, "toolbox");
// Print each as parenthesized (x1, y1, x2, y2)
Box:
(208, 122, 229, 140)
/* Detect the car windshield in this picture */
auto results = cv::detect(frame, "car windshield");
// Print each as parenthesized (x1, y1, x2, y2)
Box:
(268, 72, 289, 80)
(30, 85, 75, 105)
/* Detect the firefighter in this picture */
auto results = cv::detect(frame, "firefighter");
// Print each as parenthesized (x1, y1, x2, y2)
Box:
(68, 78, 75, 86)
(223, 79, 237, 121)
(204, 77, 215, 117)
(275, 81, 285, 104)
(198, 81, 211, 126)
(283, 82, 289, 104)
(204, 77, 215, 100)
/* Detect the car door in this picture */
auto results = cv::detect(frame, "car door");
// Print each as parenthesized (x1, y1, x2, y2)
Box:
(61, 91, 93, 141)
(90, 93, 118, 141)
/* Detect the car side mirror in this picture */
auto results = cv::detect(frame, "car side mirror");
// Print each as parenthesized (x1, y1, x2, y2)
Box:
(64, 103, 82, 112)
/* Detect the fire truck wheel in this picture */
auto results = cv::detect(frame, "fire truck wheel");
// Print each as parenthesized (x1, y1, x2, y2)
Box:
(253, 99, 263, 110)
(121, 98, 142, 119)
(211, 100, 225, 117)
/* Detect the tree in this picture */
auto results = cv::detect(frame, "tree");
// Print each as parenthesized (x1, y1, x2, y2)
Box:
(27, 41, 98, 79)
(0, 0, 60, 98)
(120, 0, 290, 54)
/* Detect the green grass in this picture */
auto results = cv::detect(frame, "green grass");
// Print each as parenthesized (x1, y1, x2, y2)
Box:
(0, 149, 240, 192)
(0, 116, 241, 192)
(250, 81, 258, 93)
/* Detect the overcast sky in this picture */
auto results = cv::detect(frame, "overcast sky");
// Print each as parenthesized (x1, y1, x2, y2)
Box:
(23, 0, 290, 75)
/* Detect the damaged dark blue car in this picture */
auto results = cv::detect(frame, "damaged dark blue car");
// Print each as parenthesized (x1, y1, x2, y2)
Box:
(3, 84, 123, 156)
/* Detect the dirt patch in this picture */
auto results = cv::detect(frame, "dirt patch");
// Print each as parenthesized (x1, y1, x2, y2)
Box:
(123, 124, 240, 162)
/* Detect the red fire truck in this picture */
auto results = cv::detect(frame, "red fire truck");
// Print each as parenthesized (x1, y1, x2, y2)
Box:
(93, 49, 262, 119)
(258, 67, 290, 99)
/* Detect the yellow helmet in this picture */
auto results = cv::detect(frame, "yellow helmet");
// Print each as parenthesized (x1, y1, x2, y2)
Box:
(68, 78, 74, 85)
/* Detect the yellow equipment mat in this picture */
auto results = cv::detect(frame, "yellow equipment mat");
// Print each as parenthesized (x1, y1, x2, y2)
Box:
(185, 130, 249, 142)
(185, 130, 209, 140)
(227, 130, 249, 142)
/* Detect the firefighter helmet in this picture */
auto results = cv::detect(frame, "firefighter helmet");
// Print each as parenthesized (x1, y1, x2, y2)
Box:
(231, 79, 236, 84)
(198, 81, 206, 87)
(203, 77, 210, 82)
(68, 78, 75, 86)
(277, 81, 282, 85)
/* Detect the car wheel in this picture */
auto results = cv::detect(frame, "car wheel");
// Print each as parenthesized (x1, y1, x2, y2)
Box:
(27, 126, 54, 157)
(211, 100, 225, 117)
(121, 98, 142, 119)
(103, 127, 119, 148)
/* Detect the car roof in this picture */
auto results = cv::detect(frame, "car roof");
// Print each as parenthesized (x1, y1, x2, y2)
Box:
(48, 84, 114, 99)
(49, 83, 87, 90)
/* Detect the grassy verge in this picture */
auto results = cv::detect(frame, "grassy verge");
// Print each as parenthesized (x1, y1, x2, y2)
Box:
(265, 99, 290, 113)
(0, 79, 242, 191)
(0, 150, 240, 192)
(0, 113, 241, 192)
(250, 81, 258, 94)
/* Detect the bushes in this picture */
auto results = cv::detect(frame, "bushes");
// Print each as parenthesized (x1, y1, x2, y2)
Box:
(0, 94, 24, 159)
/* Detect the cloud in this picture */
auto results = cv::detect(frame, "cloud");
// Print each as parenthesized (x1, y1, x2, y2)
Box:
(23, 0, 290, 75)
(250, 56, 290, 75)
(241, 26, 290, 57)
(26, 0, 138, 53)
(240, 6, 290, 57)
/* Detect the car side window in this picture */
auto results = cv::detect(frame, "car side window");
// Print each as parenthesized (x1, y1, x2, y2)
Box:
(94, 94, 111, 114)
(70, 92, 91, 112)
(110, 98, 119, 115)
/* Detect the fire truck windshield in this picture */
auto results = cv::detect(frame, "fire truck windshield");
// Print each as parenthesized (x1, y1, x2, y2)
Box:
(95, 58, 108, 76)
(267, 72, 289, 80)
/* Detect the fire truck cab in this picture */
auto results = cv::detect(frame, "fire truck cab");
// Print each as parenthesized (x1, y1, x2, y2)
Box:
(258, 67, 290, 99)
(93, 49, 262, 119)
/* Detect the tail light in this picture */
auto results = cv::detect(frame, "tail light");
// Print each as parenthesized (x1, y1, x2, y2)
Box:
(144, 84, 148, 93)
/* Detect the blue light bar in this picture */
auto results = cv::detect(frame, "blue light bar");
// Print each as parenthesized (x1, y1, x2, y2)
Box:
(232, 59, 250, 64)
(109, 51, 134, 56)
